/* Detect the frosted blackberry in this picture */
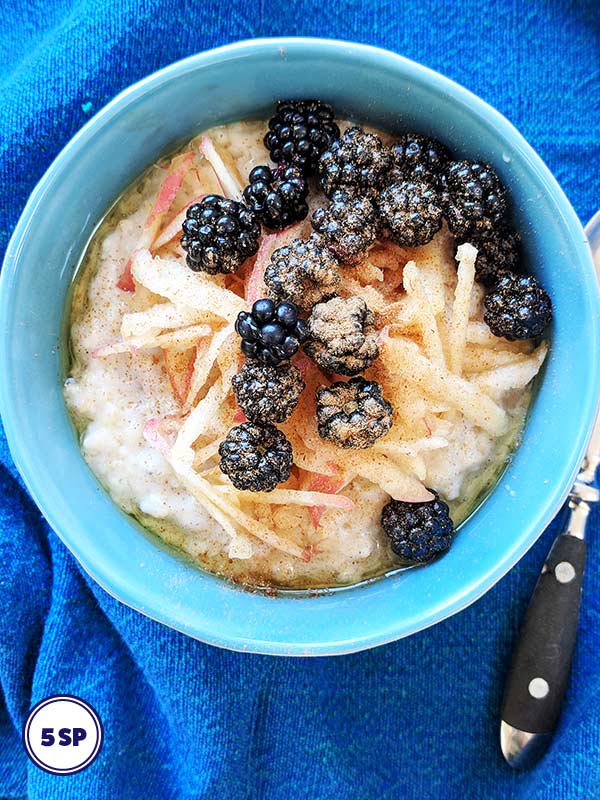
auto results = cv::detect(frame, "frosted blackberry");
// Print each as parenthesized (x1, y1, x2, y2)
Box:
(218, 422, 292, 492)
(381, 492, 455, 565)
(242, 165, 309, 230)
(181, 195, 260, 274)
(311, 189, 379, 264)
(318, 126, 392, 197)
(305, 296, 379, 376)
(377, 178, 443, 247)
(459, 227, 521, 287)
(483, 272, 552, 340)
(232, 361, 305, 424)
(390, 133, 450, 184)
(264, 233, 341, 312)
(441, 160, 508, 238)
(264, 99, 340, 175)
(235, 298, 309, 366)
(316, 377, 393, 449)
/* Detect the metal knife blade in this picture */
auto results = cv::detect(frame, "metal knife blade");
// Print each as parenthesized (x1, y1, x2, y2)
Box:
(577, 413, 600, 485)
(578, 212, 600, 484)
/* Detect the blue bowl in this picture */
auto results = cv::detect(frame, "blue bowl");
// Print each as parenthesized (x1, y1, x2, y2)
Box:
(1, 38, 598, 655)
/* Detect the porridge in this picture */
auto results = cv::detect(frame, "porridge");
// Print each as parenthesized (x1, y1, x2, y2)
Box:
(64, 102, 551, 588)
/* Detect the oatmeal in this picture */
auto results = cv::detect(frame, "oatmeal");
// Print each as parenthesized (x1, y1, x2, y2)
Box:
(64, 106, 550, 589)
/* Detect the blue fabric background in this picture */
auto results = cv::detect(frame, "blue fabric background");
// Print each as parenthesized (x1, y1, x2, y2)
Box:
(1, 2, 599, 798)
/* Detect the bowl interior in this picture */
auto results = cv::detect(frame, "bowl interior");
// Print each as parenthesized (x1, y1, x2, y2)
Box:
(1, 38, 598, 655)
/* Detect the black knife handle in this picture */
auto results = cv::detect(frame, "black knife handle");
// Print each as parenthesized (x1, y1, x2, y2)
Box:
(501, 533, 586, 735)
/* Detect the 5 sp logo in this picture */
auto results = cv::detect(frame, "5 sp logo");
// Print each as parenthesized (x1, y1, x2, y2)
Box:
(22, 696, 103, 775)
(40, 727, 89, 747)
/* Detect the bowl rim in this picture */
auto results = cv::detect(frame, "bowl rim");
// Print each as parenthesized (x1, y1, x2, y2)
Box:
(2, 36, 599, 655)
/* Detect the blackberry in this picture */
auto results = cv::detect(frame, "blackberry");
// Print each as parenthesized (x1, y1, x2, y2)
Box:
(311, 189, 379, 265)
(231, 361, 305, 424)
(441, 160, 508, 238)
(483, 271, 552, 340)
(218, 422, 293, 492)
(459, 227, 521, 287)
(377, 178, 443, 247)
(264, 99, 340, 176)
(305, 296, 379, 376)
(390, 133, 450, 184)
(318, 126, 392, 198)
(264, 233, 341, 312)
(316, 377, 393, 449)
(181, 195, 260, 274)
(381, 492, 455, 565)
(242, 165, 309, 230)
(235, 298, 309, 366)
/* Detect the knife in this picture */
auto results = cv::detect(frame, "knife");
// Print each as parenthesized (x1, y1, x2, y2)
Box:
(500, 210, 600, 769)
